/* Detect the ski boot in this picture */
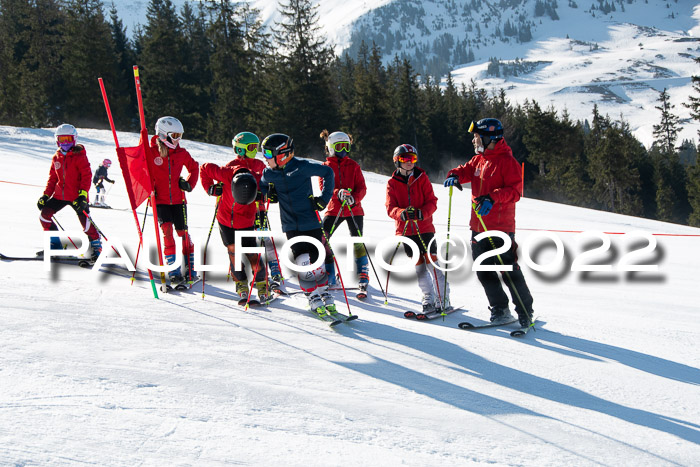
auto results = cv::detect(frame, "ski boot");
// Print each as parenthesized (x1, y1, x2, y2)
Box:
(489, 305, 514, 324)
(185, 252, 198, 280)
(325, 262, 337, 287)
(255, 281, 270, 303)
(235, 280, 249, 300)
(421, 293, 437, 313)
(517, 311, 533, 328)
(166, 254, 184, 285)
(321, 289, 336, 314)
(307, 290, 326, 316)
(37, 237, 64, 257)
(89, 239, 102, 263)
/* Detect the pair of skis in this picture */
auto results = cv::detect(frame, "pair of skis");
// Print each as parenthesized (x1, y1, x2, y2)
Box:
(458, 317, 537, 337)
(404, 305, 463, 321)
(2, 252, 95, 269)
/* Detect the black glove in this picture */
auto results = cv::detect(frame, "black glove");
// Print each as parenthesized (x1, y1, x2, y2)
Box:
(474, 194, 494, 216)
(256, 190, 264, 202)
(208, 183, 223, 196)
(72, 192, 88, 213)
(309, 195, 327, 211)
(267, 184, 278, 203)
(179, 177, 192, 192)
(37, 194, 49, 211)
(400, 206, 422, 221)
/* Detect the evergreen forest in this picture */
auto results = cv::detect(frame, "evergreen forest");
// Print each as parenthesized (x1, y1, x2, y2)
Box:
(1, 0, 700, 226)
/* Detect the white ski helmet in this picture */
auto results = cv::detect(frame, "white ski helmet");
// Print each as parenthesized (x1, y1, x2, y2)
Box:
(155, 116, 184, 149)
(55, 124, 78, 151)
(326, 131, 351, 157)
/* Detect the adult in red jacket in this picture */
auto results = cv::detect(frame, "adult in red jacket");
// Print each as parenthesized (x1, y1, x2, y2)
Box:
(37, 124, 101, 260)
(147, 116, 199, 284)
(319, 130, 369, 291)
(444, 118, 533, 328)
(201, 160, 266, 301)
(386, 144, 448, 312)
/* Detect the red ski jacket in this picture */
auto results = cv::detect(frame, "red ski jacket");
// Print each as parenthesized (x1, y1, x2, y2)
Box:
(224, 157, 267, 212)
(321, 156, 367, 217)
(43, 145, 92, 201)
(147, 136, 199, 205)
(446, 138, 523, 233)
(386, 167, 438, 236)
(200, 162, 258, 229)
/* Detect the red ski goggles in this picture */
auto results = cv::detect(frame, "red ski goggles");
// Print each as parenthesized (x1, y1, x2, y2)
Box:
(332, 141, 351, 152)
(56, 135, 75, 144)
(168, 132, 182, 140)
(394, 152, 418, 164)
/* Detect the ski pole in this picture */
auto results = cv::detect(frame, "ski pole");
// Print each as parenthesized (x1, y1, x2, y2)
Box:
(411, 220, 444, 311)
(81, 209, 121, 256)
(201, 196, 221, 299)
(344, 205, 388, 305)
(473, 204, 534, 327)
(244, 201, 268, 309)
(443, 185, 454, 308)
(262, 199, 284, 284)
(131, 203, 150, 284)
(51, 216, 79, 249)
(327, 201, 347, 237)
(385, 220, 409, 295)
(315, 210, 353, 316)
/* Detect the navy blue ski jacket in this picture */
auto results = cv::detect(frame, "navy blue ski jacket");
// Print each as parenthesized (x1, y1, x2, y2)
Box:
(261, 157, 335, 232)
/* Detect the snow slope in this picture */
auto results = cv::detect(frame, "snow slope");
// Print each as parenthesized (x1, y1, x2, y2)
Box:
(1, 126, 699, 466)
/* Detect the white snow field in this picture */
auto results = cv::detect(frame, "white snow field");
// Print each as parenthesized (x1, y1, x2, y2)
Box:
(1, 126, 699, 466)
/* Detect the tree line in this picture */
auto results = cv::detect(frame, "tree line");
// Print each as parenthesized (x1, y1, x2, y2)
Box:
(1, 0, 699, 226)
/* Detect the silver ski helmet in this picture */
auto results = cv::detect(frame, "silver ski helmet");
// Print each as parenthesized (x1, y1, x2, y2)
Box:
(327, 131, 351, 157)
(55, 124, 78, 152)
(155, 116, 184, 149)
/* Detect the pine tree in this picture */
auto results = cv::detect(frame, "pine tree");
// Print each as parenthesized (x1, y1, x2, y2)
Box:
(61, 0, 120, 127)
(107, 2, 137, 129)
(346, 42, 395, 173)
(10, 0, 66, 126)
(272, 0, 337, 156)
(651, 88, 689, 223)
(0, 0, 30, 124)
(179, 1, 210, 140)
(683, 56, 700, 225)
(138, 0, 187, 130)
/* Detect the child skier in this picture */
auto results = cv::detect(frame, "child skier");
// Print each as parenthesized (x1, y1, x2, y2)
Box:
(147, 116, 199, 286)
(386, 144, 449, 312)
(200, 161, 266, 302)
(319, 130, 369, 297)
(444, 118, 534, 328)
(225, 132, 283, 289)
(37, 124, 101, 261)
(92, 158, 114, 207)
(259, 133, 335, 315)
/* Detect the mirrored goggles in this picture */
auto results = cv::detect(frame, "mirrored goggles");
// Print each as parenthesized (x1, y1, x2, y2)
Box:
(168, 132, 182, 141)
(263, 148, 276, 159)
(332, 141, 351, 152)
(396, 153, 418, 164)
(238, 142, 258, 153)
(56, 135, 75, 144)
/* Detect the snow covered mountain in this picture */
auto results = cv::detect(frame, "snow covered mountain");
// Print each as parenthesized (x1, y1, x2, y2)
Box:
(109, 0, 700, 147)
(1, 125, 699, 465)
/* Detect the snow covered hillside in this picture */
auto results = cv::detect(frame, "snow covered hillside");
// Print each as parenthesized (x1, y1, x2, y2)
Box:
(1, 125, 699, 465)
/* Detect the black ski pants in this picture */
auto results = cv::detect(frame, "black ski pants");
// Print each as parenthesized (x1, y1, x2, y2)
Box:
(471, 231, 534, 317)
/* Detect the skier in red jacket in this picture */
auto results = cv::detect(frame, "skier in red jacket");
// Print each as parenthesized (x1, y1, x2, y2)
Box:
(223, 132, 282, 289)
(386, 144, 449, 312)
(444, 118, 534, 328)
(200, 160, 265, 302)
(319, 130, 369, 295)
(147, 116, 199, 285)
(37, 124, 101, 261)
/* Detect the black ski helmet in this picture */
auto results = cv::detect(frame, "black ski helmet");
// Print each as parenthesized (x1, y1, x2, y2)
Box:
(231, 170, 258, 205)
(470, 118, 504, 148)
(393, 143, 418, 169)
(261, 133, 294, 167)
